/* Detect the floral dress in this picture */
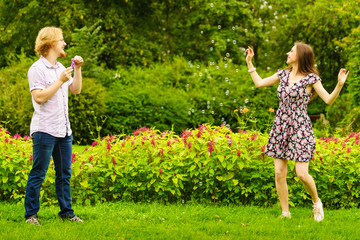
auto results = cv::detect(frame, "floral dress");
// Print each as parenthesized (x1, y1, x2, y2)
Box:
(265, 69, 321, 162)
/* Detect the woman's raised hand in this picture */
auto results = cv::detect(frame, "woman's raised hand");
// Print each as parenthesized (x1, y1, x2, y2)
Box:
(245, 46, 254, 63)
(338, 68, 349, 86)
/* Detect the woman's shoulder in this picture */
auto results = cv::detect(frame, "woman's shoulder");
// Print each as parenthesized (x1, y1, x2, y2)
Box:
(306, 72, 322, 84)
(277, 69, 289, 80)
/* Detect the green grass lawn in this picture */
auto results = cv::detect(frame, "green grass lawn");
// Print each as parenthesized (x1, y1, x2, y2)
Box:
(0, 202, 359, 240)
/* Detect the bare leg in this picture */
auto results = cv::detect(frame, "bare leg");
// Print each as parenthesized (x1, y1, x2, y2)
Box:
(295, 161, 319, 203)
(274, 158, 289, 213)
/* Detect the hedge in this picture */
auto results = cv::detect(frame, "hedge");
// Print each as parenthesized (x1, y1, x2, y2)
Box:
(0, 125, 359, 209)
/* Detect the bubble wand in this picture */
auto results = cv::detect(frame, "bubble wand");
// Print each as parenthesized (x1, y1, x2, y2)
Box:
(70, 59, 75, 68)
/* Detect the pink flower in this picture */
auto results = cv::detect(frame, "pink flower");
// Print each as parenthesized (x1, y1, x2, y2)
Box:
(106, 142, 112, 150)
(347, 147, 351, 153)
(92, 141, 98, 147)
(159, 148, 164, 155)
(251, 133, 258, 141)
(167, 140, 171, 146)
(159, 168, 163, 176)
(112, 157, 116, 165)
(151, 139, 156, 146)
(4, 138, 9, 143)
(237, 150, 241, 158)
(72, 153, 77, 163)
(12, 133, 21, 140)
(29, 155, 33, 162)
(207, 140, 215, 156)
(88, 155, 93, 162)
(188, 141, 192, 149)
(160, 131, 168, 138)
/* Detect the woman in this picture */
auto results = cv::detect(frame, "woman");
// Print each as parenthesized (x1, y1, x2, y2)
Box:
(245, 42, 349, 221)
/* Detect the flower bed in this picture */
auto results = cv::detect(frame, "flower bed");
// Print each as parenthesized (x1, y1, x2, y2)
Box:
(0, 125, 359, 208)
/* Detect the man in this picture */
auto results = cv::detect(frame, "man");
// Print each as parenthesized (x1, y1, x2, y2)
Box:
(25, 26, 84, 225)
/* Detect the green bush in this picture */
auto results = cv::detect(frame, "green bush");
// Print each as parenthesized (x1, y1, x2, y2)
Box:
(105, 57, 279, 135)
(1, 125, 359, 208)
(0, 55, 34, 136)
(0, 56, 107, 144)
(69, 77, 107, 145)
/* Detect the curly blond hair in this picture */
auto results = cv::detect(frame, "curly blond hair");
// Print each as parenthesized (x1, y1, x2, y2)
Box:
(35, 27, 63, 56)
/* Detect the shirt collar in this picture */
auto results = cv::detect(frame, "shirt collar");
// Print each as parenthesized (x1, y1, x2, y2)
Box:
(40, 55, 60, 69)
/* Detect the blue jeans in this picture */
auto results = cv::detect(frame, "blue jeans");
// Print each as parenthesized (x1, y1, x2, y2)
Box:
(25, 132, 75, 218)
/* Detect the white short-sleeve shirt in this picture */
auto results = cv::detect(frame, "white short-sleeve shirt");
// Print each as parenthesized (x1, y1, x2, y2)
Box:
(28, 56, 73, 138)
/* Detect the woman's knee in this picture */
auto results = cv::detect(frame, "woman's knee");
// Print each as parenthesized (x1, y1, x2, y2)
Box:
(296, 172, 311, 182)
(275, 169, 287, 180)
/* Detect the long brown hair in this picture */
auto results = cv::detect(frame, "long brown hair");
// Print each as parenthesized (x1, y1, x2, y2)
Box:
(294, 41, 319, 75)
(287, 41, 319, 100)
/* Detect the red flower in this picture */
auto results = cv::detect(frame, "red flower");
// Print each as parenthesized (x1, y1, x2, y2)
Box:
(12, 133, 21, 140)
(347, 147, 351, 153)
(207, 140, 215, 156)
(251, 133, 258, 141)
(237, 150, 241, 158)
(29, 155, 33, 162)
(188, 141, 192, 149)
(92, 141, 98, 147)
(112, 157, 116, 166)
(88, 155, 93, 163)
(159, 168, 163, 176)
(159, 148, 164, 156)
(151, 139, 156, 146)
(167, 140, 171, 146)
(4, 138, 9, 143)
(72, 153, 77, 163)
(106, 142, 112, 150)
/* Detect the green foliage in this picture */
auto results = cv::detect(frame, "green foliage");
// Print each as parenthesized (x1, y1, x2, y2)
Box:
(0, 127, 32, 201)
(105, 57, 279, 136)
(1, 125, 359, 208)
(0, 55, 34, 136)
(69, 77, 107, 145)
